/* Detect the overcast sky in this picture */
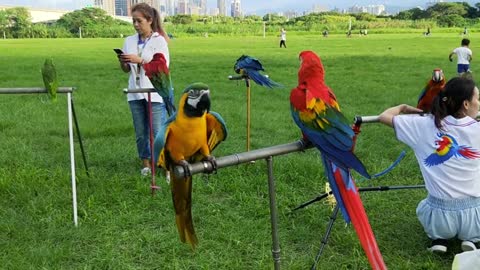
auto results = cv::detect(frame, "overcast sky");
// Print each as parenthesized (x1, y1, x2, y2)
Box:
(1, 1, 479, 14)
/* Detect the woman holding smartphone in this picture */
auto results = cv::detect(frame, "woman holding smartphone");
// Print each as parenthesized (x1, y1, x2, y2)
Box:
(117, 3, 170, 176)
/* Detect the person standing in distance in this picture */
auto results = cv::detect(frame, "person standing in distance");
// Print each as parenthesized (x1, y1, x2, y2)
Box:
(449, 38, 473, 76)
(279, 28, 287, 48)
(117, 3, 170, 176)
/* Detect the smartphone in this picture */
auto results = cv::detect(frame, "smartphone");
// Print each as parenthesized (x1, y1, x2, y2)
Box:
(113, 48, 124, 55)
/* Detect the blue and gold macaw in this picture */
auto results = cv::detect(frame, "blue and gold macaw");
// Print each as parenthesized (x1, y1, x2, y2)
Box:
(234, 55, 282, 88)
(154, 83, 227, 249)
(290, 51, 386, 269)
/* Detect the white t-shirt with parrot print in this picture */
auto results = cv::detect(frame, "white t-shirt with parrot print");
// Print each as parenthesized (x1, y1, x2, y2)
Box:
(393, 114, 480, 199)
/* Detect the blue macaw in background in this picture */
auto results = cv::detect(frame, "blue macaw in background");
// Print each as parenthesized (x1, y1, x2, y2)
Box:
(233, 55, 282, 88)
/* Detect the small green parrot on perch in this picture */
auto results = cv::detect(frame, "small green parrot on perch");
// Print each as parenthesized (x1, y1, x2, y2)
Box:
(41, 58, 58, 102)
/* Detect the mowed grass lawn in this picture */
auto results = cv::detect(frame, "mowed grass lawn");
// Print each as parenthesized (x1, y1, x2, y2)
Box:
(0, 33, 476, 269)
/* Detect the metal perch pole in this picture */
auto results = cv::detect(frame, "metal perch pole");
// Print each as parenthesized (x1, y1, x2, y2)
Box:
(229, 75, 252, 152)
(124, 88, 161, 195)
(0, 87, 79, 226)
(174, 139, 311, 270)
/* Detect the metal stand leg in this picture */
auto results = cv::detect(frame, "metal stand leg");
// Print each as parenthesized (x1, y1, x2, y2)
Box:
(67, 93, 78, 226)
(70, 98, 89, 177)
(147, 93, 159, 195)
(266, 156, 280, 270)
(311, 205, 340, 270)
(246, 79, 251, 152)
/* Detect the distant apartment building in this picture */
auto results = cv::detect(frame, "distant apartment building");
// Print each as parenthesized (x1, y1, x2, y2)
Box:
(348, 4, 385, 15)
(94, 0, 116, 16)
(177, 0, 188, 15)
(231, 0, 241, 17)
(217, 0, 226, 16)
(115, 0, 128, 16)
(312, 4, 328, 13)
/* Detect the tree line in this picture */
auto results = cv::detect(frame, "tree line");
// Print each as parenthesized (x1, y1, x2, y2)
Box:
(2, 2, 480, 38)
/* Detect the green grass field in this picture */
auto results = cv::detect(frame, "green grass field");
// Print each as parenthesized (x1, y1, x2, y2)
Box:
(0, 33, 476, 269)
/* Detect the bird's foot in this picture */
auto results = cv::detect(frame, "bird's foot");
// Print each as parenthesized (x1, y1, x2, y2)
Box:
(178, 160, 192, 178)
(203, 155, 218, 174)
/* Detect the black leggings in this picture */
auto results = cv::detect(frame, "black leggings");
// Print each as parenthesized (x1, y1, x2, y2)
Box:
(280, 40, 286, 48)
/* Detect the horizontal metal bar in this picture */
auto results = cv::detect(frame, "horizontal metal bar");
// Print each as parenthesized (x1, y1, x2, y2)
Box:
(0, 87, 75, 94)
(354, 111, 480, 124)
(228, 75, 246, 81)
(173, 139, 312, 178)
(123, 88, 156, 94)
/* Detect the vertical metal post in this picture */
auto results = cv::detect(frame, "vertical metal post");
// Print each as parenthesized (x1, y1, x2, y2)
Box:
(266, 156, 280, 270)
(67, 93, 78, 226)
(70, 99, 89, 176)
(147, 93, 158, 195)
(246, 79, 251, 152)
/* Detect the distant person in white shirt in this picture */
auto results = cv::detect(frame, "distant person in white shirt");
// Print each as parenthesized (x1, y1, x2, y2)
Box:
(449, 39, 473, 75)
(279, 28, 286, 48)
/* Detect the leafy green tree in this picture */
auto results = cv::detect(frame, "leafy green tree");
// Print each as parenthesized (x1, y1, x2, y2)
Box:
(354, 12, 376, 21)
(6, 7, 31, 38)
(426, 2, 467, 19)
(437, 14, 465, 27)
(57, 7, 115, 33)
(169, 15, 193, 24)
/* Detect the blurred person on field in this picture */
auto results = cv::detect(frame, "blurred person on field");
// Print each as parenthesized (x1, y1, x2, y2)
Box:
(117, 3, 170, 176)
(379, 77, 480, 254)
(449, 38, 473, 76)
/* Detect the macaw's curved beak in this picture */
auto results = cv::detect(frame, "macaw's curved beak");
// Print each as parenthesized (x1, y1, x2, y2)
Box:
(432, 69, 443, 82)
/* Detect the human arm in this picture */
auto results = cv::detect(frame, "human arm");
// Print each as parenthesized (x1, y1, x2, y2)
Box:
(379, 104, 423, 127)
(449, 52, 455, 62)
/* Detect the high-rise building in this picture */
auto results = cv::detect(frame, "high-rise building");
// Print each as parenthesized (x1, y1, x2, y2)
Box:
(230, 0, 241, 17)
(94, 0, 116, 16)
(115, 0, 128, 16)
(177, 0, 188, 14)
(217, 0, 225, 16)
(165, 0, 175, 16)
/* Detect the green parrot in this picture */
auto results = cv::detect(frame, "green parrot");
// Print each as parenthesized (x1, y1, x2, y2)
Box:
(41, 58, 58, 102)
(154, 83, 228, 249)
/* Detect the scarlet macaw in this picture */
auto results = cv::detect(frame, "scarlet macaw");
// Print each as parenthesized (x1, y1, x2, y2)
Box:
(142, 53, 176, 116)
(290, 51, 386, 269)
(154, 83, 227, 249)
(234, 55, 282, 88)
(424, 133, 480, 166)
(41, 58, 58, 102)
(417, 68, 446, 112)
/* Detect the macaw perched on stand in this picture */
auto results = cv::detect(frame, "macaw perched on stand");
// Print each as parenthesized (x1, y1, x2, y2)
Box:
(290, 50, 386, 269)
(142, 53, 176, 116)
(154, 83, 227, 249)
(417, 68, 446, 112)
(41, 58, 58, 102)
(233, 55, 282, 88)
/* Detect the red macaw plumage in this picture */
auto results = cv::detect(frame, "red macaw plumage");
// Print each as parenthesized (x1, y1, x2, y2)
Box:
(290, 51, 386, 269)
(417, 68, 446, 112)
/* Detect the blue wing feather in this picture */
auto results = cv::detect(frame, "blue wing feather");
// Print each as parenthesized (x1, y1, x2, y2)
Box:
(153, 112, 177, 166)
(290, 107, 370, 179)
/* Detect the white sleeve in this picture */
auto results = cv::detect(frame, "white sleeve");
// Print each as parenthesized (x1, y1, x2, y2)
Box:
(144, 36, 170, 67)
(392, 115, 423, 148)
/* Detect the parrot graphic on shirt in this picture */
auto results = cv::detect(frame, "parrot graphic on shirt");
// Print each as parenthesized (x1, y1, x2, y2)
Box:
(289, 50, 387, 270)
(142, 53, 176, 116)
(41, 58, 58, 102)
(233, 55, 282, 88)
(417, 68, 446, 112)
(424, 133, 480, 166)
(154, 83, 227, 249)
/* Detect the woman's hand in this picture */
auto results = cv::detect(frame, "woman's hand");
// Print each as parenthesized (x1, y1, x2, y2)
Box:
(119, 54, 143, 64)
(379, 104, 423, 127)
